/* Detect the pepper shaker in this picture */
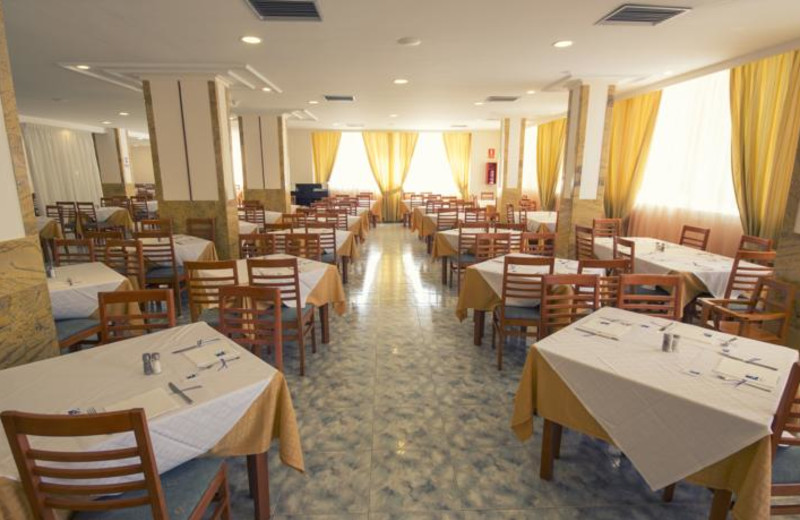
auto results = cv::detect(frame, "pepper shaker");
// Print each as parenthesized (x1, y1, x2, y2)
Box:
(670, 334, 680, 353)
(142, 353, 153, 375)
(661, 333, 673, 352)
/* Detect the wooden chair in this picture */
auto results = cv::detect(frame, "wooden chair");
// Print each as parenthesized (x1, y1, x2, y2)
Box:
(135, 230, 186, 316)
(139, 219, 172, 233)
(521, 232, 556, 257)
(0, 408, 230, 520)
(185, 260, 239, 326)
(53, 238, 95, 266)
(54, 317, 102, 353)
(436, 209, 458, 231)
(131, 198, 150, 223)
(219, 285, 284, 371)
(505, 204, 516, 224)
(85, 230, 124, 264)
(245, 207, 267, 226)
(575, 225, 595, 260)
(464, 207, 487, 224)
(76, 202, 107, 234)
(247, 257, 316, 376)
(307, 222, 338, 268)
(475, 232, 511, 260)
(98, 289, 176, 343)
(592, 217, 621, 238)
(679, 225, 711, 251)
(518, 209, 528, 229)
(519, 198, 537, 211)
(480, 191, 495, 202)
(700, 277, 795, 345)
(99, 197, 115, 207)
(286, 233, 322, 261)
(618, 274, 682, 320)
(539, 274, 600, 339)
(239, 232, 272, 259)
(724, 250, 776, 299)
(449, 222, 488, 290)
(105, 239, 146, 290)
(578, 258, 631, 307)
(739, 234, 774, 252)
(491, 256, 555, 370)
(186, 218, 215, 243)
(495, 223, 526, 232)
(264, 222, 292, 231)
(56, 202, 79, 238)
(613, 236, 635, 265)
(45, 204, 60, 218)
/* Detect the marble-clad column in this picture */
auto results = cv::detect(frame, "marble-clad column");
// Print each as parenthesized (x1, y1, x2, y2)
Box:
(239, 113, 292, 212)
(498, 117, 526, 213)
(774, 131, 800, 348)
(143, 76, 239, 259)
(93, 128, 135, 197)
(0, 1, 58, 368)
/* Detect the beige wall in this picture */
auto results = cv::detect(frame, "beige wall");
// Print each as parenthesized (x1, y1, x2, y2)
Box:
(129, 143, 155, 184)
(470, 130, 501, 197)
(288, 128, 314, 186)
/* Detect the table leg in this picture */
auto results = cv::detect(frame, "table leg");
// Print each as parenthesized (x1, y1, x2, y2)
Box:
(247, 452, 270, 520)
(320, 304, 330, 344)
(473, 310, 485, 346)
(441, 257, 448, 285)
(341, 256, 349, 284)
(540, 419, 560, 480)
(709, 489, 732, 520)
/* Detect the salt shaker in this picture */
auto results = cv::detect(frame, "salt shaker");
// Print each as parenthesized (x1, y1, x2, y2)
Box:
(151, 353, 162, 375)
(142, 353, 153, 375)
(670, 334, 680, 352)
(661, 333, 673, 352)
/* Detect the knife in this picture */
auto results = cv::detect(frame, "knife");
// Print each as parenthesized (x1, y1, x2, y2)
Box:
(172, 338, 220, 354)
(169, 382, 194, 404)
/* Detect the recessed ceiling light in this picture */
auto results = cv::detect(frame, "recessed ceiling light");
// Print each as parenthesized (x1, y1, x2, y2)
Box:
(101, 121, 112, 125)
(396, 37, 422, 47)
(393, 78, 409, 85)
(526, 90, 536, 95)
(552, 40, 573, 48)
(118, 111, 129, 116)
(389, 114, 398, 118)
(261, 87, 272, 92)
(241, 36, 262, 44)
(308, 100, 319, 105)
(75, 64, 91, 70)
(474, 102, 484, 106)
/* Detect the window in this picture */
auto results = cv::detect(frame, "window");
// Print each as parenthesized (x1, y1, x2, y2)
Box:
(402, 132, 459, 195)
(634, 70, 739, 215)
(521, 125, 538, 194)
(328, 132, 380, 193)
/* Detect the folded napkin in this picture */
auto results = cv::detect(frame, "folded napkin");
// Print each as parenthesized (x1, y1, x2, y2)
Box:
(713, 357, 779, 391)
(105, 388, 180, 419)
(184, 344, 237, 368)
(575, 317, 632, 340)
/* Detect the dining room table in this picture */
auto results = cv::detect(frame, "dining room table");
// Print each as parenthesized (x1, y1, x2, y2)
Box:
(456, 253, 604, 344)
(91, 206, 136, 233)
(520, 211, 557, 232)
(511, 305, 798, 520)
(196, 253, 347, 344)
(47, 262, 138, 319)
(35, 216, 62, 240)
(268, 228, 358, 283)
(0, 321, 304, 520)
(239, 220, 260, 234)
(140, 233, 219, 266)
(431, 228, 524, 285)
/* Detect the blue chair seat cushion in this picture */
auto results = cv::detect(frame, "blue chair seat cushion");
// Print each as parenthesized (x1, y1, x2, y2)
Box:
(455, 253, 477, 265)
(321, 252, 336, 264)
(146, 265, 185, 280)
(55, 318, 100, 342)
(773, 445, 800, 484)
(633, 285, 670, 296)
(281, 304, 314, 323)
(75, 457, 224, 519)
(501, 305, 541, 320)
(197, 307, 219, 327)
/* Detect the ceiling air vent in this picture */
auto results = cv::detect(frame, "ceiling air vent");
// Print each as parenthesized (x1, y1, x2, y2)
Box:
(324, 94, 356, 102)
(596, 4, 690, 26)
(485, 96, 519, 103)
(244, 0, 322, 21)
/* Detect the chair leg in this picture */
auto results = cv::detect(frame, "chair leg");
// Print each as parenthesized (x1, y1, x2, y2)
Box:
(662, 484, 676, 503)
(298, 331, 306, 377)
(709, 489, 733, 520)
(310, 314, 317, 354)
(497, 331, 504, 370)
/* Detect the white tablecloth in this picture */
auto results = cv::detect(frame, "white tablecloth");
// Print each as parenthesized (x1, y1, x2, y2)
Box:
(35, 216, 55, 233)
(47, 262, 127, 319)
(239, 221, 260, 234)
(537, 306, 798, 490)
(594, 237, 750, 298)
(141, 234, 213, 267)
(438, 228, 522, 251)
(268, 228, 352, 256)
(477, 200, 495, 209)
(522, 211, 557, 232)
(95, 206, 127, 222)
(0, 322, 273, 484)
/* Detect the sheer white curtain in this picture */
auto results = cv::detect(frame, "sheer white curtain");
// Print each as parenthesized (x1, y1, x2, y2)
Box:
(630, 70, 744, 256)
(22, 123, 103, 209)
(403, 132, 459, 195)
(521, 125, 538, 196)
(328, 132, 380, 194)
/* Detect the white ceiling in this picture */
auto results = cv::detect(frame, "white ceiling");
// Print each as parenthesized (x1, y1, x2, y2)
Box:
(4, 0, 800, 133)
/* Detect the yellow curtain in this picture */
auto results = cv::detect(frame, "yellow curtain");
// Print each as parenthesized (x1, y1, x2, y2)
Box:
(311, 131, 342, 184)
(604, 90, 662, 220)
(731, 49, 800, 241)
(442, 132, 472, 200)
(362, 131, 419, 221)
(536, 119, 567, 211)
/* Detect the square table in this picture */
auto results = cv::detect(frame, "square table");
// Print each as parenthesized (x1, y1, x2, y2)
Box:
(239, 220, 260, 235)
(47, 262, 135, 320)
(0, 322, 304, 520)
(268, 228, 358, 283)
(431, 228, 523, 285)
(521, 211, 557, 232)
(511, 306, 798, 520)
(36, 216, 62, 240)
(92, 206, 135, 233)
(456, 254, 601, 344)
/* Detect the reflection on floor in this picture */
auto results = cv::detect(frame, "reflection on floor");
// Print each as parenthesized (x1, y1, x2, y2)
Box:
(219, 224, 720, 519)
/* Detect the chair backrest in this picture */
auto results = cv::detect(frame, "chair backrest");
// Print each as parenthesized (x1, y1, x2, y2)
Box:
(540, 274, 600, 338)
(495, 223, 526, 232)
(105, 239, 145, 289)
(725, 249, 776, 299)
(519, 198, 537, 211)
(134, 230, 178, 271)
(480, 191, 495, 201)
(464, 207, 487, 223)
(770, 361, 800, 455)
(575, 225, 595, 260)
(578, 258, 632, 307)
(243, 200, 263, 209)
(45, 205, 60, 219)
(592, 218, 621, 238)
(500, 256, 555, 316)
(98, 289, 176, 343)
(505, 204, 515, 224)
(306, 223, 337, 262)
(218, 285, 282, 367)
(455, 223, 484, 258)
(618, 274, 682, 320)
(85, 230, 124, 263)
(53, 239, 95, 266)
(185, 260, 239, 322)
(75, 202, 97, 222)
(245, 207, 266, 225)
(613, 236, 635, 265)
(247, 257, 302, 312)
(139, 219, 172, 233)
(186, 217, 215, 242)
(748, 277, 796, 342)
(739, 234, 774, 252)
(0, 408, 168, 519)
(56, 202, 78, 230)
(239, 232, 272, 259)
(286, 233, 322, 261)
(679, 225, 711, 251)
(436, 209, 459, 230)
(99, 197, 115, 208)
(475, 232, 511, 260)
(520, 232, 556, 257)
(264, 222, 292, 231)
(131, 199, 149, 222)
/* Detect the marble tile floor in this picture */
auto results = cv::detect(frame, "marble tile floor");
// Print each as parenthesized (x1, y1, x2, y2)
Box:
(182, 224, 779, 519)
